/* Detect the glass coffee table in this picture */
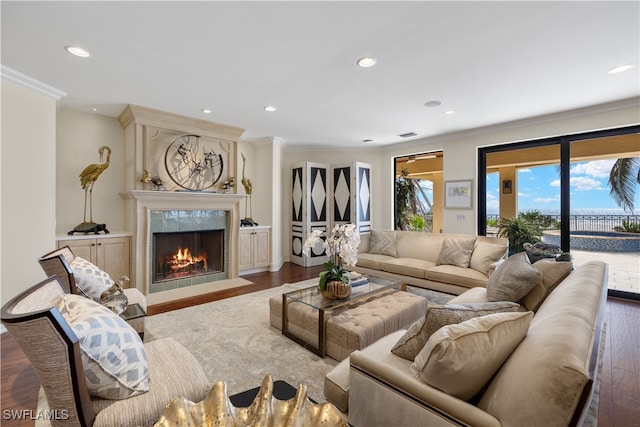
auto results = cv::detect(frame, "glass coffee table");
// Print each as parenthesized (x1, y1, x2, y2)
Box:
(281, 275, 405, 357)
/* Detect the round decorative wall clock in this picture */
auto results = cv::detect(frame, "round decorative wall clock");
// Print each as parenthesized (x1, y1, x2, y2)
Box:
(164, 134, 224, 191)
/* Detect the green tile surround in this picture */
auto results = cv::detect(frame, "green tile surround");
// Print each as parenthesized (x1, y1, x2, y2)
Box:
(149, 209, 229, 293)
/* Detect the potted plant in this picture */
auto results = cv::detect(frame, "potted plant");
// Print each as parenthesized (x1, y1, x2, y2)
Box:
(497, 216, 542, 254)
(303, 223, 360, 299)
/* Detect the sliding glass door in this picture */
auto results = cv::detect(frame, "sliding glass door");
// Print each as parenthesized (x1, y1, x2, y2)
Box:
(478, 125, 640, 298)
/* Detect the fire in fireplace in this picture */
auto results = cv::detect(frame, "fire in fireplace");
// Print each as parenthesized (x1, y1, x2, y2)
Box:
(153, 229, 224, 283)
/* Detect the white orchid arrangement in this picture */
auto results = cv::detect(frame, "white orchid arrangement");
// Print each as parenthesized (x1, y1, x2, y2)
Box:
(303, 223, 361, 291)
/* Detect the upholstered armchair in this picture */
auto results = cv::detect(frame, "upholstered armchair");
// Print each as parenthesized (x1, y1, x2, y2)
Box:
(38, 246, 147, 337)
(1, 277, 210, 427)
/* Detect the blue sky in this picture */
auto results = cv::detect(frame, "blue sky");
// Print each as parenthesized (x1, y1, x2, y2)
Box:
(416, 159, 639, 214)
(487, 159, 638, 213)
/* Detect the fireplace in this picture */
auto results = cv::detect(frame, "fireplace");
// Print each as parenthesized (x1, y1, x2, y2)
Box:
(153, 229, 224, 283)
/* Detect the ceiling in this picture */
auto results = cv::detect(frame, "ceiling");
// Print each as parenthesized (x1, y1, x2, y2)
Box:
(2, 1, 638, 149)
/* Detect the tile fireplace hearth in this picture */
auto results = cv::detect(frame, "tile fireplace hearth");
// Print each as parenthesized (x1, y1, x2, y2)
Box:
(121, 190, 249, 305)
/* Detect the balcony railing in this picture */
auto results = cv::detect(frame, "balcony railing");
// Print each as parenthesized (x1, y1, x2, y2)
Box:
(486, 214, 640, 232)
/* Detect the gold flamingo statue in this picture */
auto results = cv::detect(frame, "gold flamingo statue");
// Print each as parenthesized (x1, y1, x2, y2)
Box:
(240, 153, 257, 226)
(69, 146, 111, 234)
(241, 153, 253, 195)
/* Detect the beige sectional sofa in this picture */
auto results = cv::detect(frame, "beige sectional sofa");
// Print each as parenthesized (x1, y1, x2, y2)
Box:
(324, 260, 608, 427)
(353, 230, 509, 295)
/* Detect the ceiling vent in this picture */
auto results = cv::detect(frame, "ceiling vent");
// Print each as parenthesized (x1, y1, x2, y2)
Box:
(398, 132, 417, 138)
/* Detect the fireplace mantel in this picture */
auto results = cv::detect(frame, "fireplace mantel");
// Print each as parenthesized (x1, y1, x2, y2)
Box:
(122, 190, 245, 206)
(121, 190, 248, 305)
(118, 105, 249, 305)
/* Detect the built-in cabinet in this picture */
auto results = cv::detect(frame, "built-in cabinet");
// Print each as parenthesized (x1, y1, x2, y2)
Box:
(239, 226, 271, 274)
(56, 233, 131, 285)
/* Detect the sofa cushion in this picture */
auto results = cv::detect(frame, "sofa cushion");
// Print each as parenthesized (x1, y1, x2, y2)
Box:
(396, 231, 444, 262)
(70, 256, 115, 301)
(425, 265, 489, 288)
(55, 294, 150, 399)
(469, 242, 508, 275)
(436, 237, 476, 268)
(521, 259, 573, 312)
(447, 287, 490, 304)
(478, 262, 605, 427)
(486, 252, 542, 302)
(380, 258, 435, 279)
(369, 230, 397, 257)
(355, 253, 395, 270)
(324, 357, 350, 412)
(391, 301, 521, 361)
(411, 311, 533, 401)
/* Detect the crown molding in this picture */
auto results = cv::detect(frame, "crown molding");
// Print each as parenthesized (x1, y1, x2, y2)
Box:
(1, 65, 66, 100)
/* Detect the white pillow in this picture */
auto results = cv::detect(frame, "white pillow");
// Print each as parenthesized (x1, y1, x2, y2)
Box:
(469, 242, 508, 275)
(486, 252, 542, 302)
(368, 230, 397, 257)
(70, 256, 114, 301)
(55, 294, 150, 399)
(436, 237, 476, 268)
(391, 302, 521, 361)
(411, 311, 533, 401)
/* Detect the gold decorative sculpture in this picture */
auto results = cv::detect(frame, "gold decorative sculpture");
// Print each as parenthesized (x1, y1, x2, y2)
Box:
(154, 375, 347, 427)
(140, 169, 152, 183)
(240, 153, 257, 226)
(69, 146, 111, 235)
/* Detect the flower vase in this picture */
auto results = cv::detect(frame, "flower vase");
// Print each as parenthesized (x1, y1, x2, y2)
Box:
(322, 280, 351, 300)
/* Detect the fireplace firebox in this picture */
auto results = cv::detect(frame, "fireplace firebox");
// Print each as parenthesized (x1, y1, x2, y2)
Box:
(153, 230, 224, 283)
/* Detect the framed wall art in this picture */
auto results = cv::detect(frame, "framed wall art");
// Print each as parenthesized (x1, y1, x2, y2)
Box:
(502, 179, 513, 194)
(444, 180, 473, 209)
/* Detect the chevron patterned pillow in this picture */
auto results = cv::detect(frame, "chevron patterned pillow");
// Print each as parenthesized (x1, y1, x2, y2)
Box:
(70, 256, 115, 301)
(55, 294, 150, 399)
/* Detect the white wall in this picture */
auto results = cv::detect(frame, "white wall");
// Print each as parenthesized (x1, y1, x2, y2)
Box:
(56, 109, 126, 234)
(48, 99, 639, 269)
(379, 100, 640, 234)
(1, 80, 58, 302)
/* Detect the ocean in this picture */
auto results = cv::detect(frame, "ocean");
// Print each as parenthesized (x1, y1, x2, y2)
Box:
(487, 208, 634, 216)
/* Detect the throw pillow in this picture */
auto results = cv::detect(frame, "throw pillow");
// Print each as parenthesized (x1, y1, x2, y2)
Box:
(55, 294, 150, 399)
(368, 230, 397, 257)
(486, 252, 542, 302)
(521, 259, 573, 311)
(469, 242, 508, 276)
(391, 301, 521, 361)
(436, 237, 476, 268)
(411, 311, 533, 401)
(70, 256, 114, 302)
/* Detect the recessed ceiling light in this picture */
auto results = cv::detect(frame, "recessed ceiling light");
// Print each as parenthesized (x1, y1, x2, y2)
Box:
(201, 109, 212, 114)
(64, 45, 91, 58)
(92, 108, 98, 112)
(357, 56, 377, 68)
(362, 139, 373, 143)
(264, 105, 277, 112)
(608, 64, 634, 74)
(443, 110, 456, 115)
(424, 100, 442, 108)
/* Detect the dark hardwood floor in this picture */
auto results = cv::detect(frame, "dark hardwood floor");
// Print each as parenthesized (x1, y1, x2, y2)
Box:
(2, 263, 638, 427)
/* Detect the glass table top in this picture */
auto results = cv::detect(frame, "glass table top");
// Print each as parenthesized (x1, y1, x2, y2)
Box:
(283, 275, 400, 310)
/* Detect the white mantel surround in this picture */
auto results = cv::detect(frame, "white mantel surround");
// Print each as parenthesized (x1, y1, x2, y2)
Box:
(121, 190, 250, 305)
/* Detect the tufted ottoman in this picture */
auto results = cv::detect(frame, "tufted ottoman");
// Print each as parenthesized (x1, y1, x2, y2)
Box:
(270, 289, 427, 361)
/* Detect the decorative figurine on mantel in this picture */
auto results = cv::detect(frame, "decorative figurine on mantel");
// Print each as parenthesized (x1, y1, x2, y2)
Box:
(141, 170, 165, 191)
(240, 153, 258, 227)
(69, 146, 111, 235)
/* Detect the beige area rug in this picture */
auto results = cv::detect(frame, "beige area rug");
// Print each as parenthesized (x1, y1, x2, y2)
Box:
(36, 282, 603, 425)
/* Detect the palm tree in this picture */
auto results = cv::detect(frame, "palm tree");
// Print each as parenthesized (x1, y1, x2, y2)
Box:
(609, 157, 640, 213)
